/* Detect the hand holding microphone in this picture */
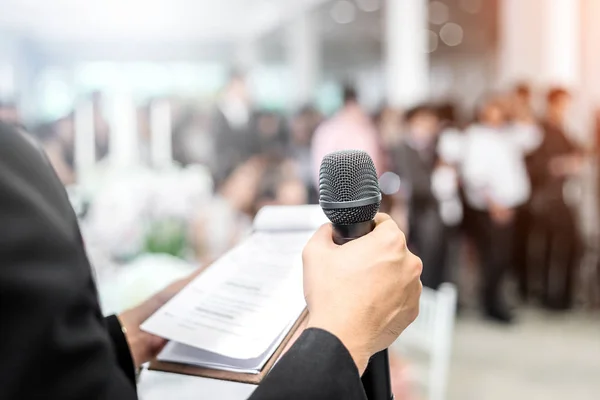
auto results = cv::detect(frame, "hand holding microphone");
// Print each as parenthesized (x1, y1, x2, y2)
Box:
(303, 150, 422, 399)
(303, 214, 423, 374)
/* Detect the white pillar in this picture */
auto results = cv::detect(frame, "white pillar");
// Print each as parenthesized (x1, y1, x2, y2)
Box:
(582, 0, 600, 104)
(74, 98, 96, 180)
(385, 0, 429, 108)
(543, 0, 580, 87)
(498, 0, 580, 88)
(0, 35, 37, 124)
(498, 0, 544, 87)
(287, 13, 320, 108)
(150, 99, 172, 168)
(109, 92, 139, 167)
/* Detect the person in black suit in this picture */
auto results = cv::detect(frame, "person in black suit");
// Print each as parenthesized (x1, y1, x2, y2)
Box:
(209, 72, 260, 186)
(391, 105, 447, 289)
(528, 88, 583, 310)
(0, 121, 422, 400)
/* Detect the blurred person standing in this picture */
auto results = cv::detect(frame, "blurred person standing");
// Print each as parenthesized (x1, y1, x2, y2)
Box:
(288, 106, 322, 203)
(528, 88, 583, 310)
(253, 158, 308, 211)
(508, 83, 544, 301)
(255, 110, 288, 158)
(391, 105, 447, 289)
(461, 95, 533, 323)
(375, 106, 403, 150)
(311, 84, 383, 184)
(209, 72, 258, 186)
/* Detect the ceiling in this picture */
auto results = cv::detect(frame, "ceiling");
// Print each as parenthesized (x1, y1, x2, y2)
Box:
(0, 0, 327, 43)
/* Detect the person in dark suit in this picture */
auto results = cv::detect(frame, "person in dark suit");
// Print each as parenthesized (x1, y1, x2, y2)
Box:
(391, 105, 447, 289)
(0, 121, 422, 400)
(209, 72, 260, 186)
(528, 88, 583, 310)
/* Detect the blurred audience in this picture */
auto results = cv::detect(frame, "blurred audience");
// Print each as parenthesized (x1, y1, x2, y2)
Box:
(528, 88, 584, 310)
(287, 105, 322, 203)
(311, 84, 384, 185)
(209, 72, 258, 186)
(508, 83, 543, 302)
(254, 111, 288, 158)
(460, 95, 533, 323)
(16, 72, 597, 321)
(390, 105, 447, 289)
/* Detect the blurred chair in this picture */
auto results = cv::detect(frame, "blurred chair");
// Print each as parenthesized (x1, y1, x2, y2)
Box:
(392, 283, 458, 400)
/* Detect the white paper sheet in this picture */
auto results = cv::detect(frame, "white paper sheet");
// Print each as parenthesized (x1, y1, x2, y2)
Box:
(253, 205, 329, 232)
(157, 319, 295, 374)
(141, 231, 311, 360)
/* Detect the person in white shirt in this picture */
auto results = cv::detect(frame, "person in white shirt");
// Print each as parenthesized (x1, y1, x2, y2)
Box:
(460, 95, 539, 323)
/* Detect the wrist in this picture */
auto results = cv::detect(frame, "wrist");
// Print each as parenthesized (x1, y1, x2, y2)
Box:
(306, 317, 371, 375)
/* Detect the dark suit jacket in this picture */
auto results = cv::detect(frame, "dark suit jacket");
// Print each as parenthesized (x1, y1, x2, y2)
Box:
(392, 141, 439, 211)
(209, 107, 260, 186)
(527, 121, 581, 218)
(0, 121, 366, 400)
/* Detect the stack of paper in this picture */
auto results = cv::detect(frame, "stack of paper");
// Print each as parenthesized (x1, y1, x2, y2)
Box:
(141, 213, 319, 374)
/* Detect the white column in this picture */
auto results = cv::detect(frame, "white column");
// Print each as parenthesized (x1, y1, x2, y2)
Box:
(0, 35, 37, 124)
(74, 98, 95, 180)
(582, 0, 600, 104)
(543, 0, 580, 87)
(150, 99, 172, 168)
(498, 0, 580, 88)
(385, 0, 429, 108)
(109, 91, 139, 167)
(287, 13, 320, 108)
(498, 0, 544, 86)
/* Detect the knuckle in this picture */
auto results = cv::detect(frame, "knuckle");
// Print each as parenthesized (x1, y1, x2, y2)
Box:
(384, 225, 405, 250)
(394, 229, 407, 250)
(411, 255, 424, 277)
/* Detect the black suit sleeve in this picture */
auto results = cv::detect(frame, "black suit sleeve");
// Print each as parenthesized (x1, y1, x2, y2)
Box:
(105, 315, 138, 385)
(249, 328, 367, 400)
(0, 122, 137, 400)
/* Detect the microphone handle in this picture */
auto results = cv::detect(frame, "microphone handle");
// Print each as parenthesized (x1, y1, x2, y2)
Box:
(332, 221, 394, 400)
(331, 220, 376, 245)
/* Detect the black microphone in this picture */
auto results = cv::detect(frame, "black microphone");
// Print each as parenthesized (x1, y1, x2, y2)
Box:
(318, 149, 393, 400)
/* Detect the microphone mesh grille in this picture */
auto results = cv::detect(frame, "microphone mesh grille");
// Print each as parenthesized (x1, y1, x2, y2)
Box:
(319, 150, 381, 225)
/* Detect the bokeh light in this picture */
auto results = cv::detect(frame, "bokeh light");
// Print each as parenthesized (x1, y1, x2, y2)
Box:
(379, 172, 401, 195)
(330, 0, 356, 24)
(426, 29, 439, 53)
(440, 22, 464, 46)
(429, 1, 450, 25)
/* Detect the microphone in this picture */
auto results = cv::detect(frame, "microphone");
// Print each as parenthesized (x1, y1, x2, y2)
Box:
(318, 149, 393, 400)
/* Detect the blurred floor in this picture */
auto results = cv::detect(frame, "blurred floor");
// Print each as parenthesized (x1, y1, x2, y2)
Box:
(446, 308, 600, 400)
